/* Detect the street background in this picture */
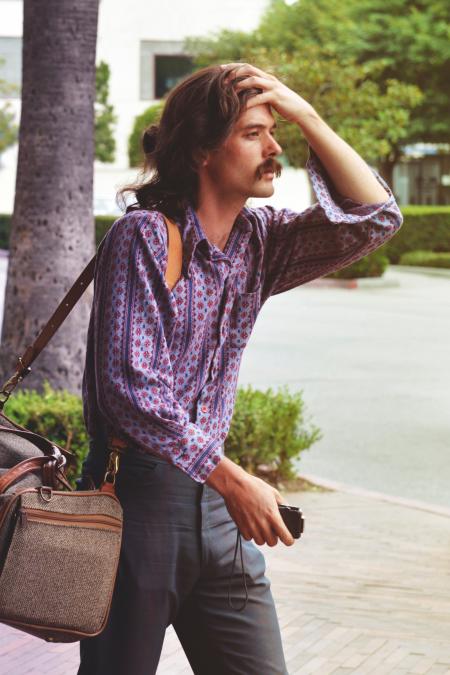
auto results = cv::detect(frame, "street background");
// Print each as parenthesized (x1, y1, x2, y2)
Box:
(239, 267, 450, 510)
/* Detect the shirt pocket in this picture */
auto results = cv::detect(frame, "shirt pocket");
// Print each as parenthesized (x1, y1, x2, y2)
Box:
(227, 286, 261, 350)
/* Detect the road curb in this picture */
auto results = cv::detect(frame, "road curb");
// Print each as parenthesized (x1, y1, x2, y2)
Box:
(391, 264, 450, 279)
(304, 276, 400, 290)
(297, 472, 450, 518)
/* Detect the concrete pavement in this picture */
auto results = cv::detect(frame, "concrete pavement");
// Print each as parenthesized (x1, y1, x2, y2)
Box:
(238, 266, 450, 509)
(1, 486, 449, 674)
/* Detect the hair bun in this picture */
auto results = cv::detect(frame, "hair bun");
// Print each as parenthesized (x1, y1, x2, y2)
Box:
(142, 125, 158, 154)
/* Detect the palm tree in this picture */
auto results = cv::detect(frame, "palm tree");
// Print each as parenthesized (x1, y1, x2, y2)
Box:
(0, 0, 100, 395)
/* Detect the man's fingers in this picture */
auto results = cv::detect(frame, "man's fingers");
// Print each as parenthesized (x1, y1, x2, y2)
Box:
(272, 510, 295, 546)
(234, 75, 273, 91)
(244, 92, 273, 109)
(221, 63, 270, 81)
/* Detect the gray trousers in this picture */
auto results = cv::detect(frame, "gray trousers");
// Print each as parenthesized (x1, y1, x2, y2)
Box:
(78, 450, 288, 675)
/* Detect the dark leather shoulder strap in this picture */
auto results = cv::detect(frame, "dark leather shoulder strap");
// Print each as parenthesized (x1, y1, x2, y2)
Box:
(1, 214, 183, 400)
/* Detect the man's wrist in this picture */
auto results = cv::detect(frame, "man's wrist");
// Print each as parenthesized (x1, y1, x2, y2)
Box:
(205, 455, 247, 496)
(293, 105, 322, 133)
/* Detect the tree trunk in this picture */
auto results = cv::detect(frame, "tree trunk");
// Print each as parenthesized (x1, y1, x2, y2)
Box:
(0, 0, 99, 395)
(378, 147, 401, 193)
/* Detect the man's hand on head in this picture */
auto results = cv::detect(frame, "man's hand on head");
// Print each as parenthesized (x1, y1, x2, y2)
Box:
(222, 62, 317, 126)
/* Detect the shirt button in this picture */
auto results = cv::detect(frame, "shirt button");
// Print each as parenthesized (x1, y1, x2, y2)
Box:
(201, 406, 208, 413)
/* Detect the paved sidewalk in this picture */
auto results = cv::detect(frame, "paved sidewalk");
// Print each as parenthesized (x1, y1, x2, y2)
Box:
(1, 488, 449, 674)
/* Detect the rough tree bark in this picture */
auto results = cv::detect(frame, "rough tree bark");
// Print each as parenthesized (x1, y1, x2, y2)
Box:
(0, 0, 99, 395)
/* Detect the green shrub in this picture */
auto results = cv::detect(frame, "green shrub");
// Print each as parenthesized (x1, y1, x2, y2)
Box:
(95, 214, 117, 244)
(2, 205, 449, 264)
(399, 249, 450, 269)
(383, 206, 450, 263)
(327, 248, 389, 279)
(4, 381, 88, 487)
(128, 102, 165, 168)
(4, 383, 320, 488)
(225, 385, 321, 483)
(0, 214, 10, 249)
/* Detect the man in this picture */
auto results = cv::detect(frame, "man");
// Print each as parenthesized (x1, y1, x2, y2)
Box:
(78, 63, 402, 674)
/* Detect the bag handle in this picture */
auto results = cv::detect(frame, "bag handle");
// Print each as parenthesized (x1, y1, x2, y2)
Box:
(0, 214, 183, 408)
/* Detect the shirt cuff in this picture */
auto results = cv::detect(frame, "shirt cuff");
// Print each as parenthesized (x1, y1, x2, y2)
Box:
(170, 424, 224, 484)
(305, 147, 398, 224)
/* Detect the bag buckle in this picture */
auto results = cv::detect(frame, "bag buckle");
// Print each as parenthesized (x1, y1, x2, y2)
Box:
(0, 358, 32, 409)
(103, 450, 121, 485)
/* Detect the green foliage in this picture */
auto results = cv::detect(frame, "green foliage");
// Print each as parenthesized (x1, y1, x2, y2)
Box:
(345, 0, 450, 146)
(95, 61, 116, 163)
(128, 102, 165, 168)
(253, 49, 421, 167)
(0, 213, 10, 248)
(95, 214, 118, 244)
(4, 384, 321, 489)
(327, 248, 389, 279)
(0, 61, 18, 155)
(4, 381, 88, 487)
(225, 385, 321, 483)
(188, 0, 446, 166)
(382, 206, 450, 263)
(399, 249, 450, 269)
(2, 208, 449, 268)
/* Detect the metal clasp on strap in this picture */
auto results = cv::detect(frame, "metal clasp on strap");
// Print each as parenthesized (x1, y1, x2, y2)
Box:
(103, 450, 121, 485)
(0, 357, 32, 409)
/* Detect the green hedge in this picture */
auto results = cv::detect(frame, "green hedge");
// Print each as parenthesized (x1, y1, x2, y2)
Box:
(224, 385, 321, 482)
(128, 102, 164, 168)
(3, 382, 88, 486)
(383, 206, 450, 263)
(0, 214, 10, 249)
(399, 249, 450, 269)
(3, 382, 321, 487)
(2, 205, 449, 276)
(327, 248, 389, 279)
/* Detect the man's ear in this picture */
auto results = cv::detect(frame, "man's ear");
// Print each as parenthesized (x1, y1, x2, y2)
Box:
(198, 150, 209, 168)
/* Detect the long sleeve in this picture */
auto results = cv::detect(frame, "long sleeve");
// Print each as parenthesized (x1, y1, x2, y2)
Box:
(92, 211, 223, 483)
(260, 150, 403, 299)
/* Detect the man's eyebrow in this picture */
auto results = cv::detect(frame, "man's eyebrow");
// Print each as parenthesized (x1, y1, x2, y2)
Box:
(240, 122, 277, 131)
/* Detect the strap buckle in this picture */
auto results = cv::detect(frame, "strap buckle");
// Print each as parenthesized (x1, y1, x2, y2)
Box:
(103, 450, 121, 485)
(0, 357, 32, 409)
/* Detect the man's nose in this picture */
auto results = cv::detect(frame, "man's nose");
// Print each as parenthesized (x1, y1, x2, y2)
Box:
(265, 135, 282, 157)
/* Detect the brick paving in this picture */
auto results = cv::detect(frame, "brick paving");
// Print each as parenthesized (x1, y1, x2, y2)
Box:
(1, 488, 449, 674)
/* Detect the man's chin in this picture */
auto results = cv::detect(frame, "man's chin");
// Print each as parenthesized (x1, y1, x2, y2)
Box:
(251, 183, 275, 199)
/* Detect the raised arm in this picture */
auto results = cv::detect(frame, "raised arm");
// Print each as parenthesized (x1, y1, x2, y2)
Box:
(232, 62, 390, 204)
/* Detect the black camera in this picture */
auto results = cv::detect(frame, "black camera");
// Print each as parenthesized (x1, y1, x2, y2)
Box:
(278, 504, 304, 539)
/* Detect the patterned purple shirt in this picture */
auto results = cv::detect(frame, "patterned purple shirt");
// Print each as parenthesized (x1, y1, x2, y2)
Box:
(82, 152, 402, 483)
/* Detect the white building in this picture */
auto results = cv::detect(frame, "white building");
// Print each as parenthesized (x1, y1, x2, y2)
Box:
(0, 0, 311, 217)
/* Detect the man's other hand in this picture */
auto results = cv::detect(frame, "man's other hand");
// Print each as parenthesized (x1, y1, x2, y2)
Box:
(206, 455, 295, 547)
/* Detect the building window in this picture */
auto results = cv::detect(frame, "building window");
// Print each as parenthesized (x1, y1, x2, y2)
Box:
(0, 36, 22, 98)
(154, 54, 192, 99)
(140, 40, 193, 101)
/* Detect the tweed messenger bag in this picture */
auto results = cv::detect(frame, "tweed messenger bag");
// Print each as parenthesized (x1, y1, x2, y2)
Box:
(0, 215, 183, 642)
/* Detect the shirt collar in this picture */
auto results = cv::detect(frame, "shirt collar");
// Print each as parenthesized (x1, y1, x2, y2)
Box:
(180, 205, 253, 274)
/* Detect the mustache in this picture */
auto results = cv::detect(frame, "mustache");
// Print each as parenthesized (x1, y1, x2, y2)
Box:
(255, 158, 283, 180)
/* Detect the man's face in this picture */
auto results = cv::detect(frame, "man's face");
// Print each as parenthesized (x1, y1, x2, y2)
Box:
(203, 103, 283, 200)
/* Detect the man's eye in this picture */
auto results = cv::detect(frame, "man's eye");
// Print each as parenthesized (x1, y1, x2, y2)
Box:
(246, 131, 259, 138)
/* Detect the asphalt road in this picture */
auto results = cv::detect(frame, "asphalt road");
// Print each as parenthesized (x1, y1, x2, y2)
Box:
(238, 267, 450, 509)
(1, 254, 448, 508)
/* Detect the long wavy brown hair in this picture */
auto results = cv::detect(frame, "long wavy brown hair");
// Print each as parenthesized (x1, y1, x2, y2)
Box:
(117, 65, 262, 220)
